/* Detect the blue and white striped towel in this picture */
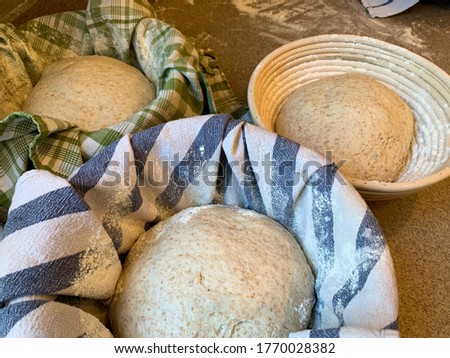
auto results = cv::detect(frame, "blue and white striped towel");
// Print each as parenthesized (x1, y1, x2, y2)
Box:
(361, 0, 419, 17)
(0, 114, 399, 338)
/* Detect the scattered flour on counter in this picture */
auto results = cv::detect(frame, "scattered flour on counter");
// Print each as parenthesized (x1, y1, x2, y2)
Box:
(233, 0, 338, 24)
(231, 0, 426, 51)
(397, 25, 425, 50)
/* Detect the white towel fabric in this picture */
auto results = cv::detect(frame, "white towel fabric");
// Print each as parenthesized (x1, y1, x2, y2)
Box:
(0, 114, 398, 338)
(290, 327, 399, 338)
(361, 0, 419, 17)
(2, 296, 112, 338)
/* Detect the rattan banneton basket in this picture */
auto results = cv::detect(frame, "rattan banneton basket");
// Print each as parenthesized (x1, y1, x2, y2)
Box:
(248, 34, 450, 200)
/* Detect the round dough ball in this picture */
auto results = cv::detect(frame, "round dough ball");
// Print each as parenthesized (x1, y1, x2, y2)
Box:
(23, 55, 156, 131)
(110, 205, 315, 338)
(275, 73, 415, 182)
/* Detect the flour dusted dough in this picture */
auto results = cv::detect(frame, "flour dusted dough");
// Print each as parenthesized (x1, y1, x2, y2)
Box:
(110, 205, 315, 338)
(275, 73, 415, 182)
(23, 55, 156, 131)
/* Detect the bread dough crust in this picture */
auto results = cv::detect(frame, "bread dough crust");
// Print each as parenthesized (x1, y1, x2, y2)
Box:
(23, 55, 156, 131)
(110, 205, 315, 338)
(275, 73, 414, 182)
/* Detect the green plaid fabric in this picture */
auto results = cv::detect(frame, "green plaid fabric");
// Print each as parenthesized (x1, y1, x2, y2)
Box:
(0, 0, 245, 222)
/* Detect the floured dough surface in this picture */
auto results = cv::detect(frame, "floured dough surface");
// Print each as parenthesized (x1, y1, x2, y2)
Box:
(23, 55, 156, 131)
(0, 55, 32, 119)
(110, 205, 315, 338)
(275, 73, 415, 182)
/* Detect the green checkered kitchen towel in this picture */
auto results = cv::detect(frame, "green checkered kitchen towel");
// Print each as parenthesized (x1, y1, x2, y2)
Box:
(0, 0, 246, 222)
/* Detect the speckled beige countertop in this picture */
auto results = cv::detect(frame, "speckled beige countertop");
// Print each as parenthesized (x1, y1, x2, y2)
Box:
(2, 0, 449, 338)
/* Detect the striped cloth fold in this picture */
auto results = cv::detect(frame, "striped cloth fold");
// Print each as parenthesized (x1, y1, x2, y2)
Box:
(290, 327, 399, 338)
(360, 0, 419, 18)
(0, 114, 398, 338)
(1, 297, 112, 338)
(0, 0, 244, 222)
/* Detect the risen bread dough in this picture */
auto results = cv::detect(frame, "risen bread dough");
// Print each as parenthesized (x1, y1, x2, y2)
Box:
(275, 73, 415, 182)
(110, 205, 315, 338)
(23, 55, 156, 131)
